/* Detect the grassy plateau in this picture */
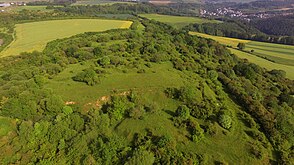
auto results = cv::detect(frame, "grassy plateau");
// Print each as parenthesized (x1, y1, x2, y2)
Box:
(0, 19, 132, 57)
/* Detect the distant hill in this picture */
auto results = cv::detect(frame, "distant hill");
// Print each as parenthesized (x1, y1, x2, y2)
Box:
(204, 0, 294, 3)
(204, 0, 258, 3)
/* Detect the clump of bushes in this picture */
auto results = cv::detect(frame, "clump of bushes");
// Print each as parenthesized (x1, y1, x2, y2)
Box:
(189, 120, 204, 143)
(219, 114, 232, 129)
(72, 68, 99, 86)
(175, 105, 190, 120)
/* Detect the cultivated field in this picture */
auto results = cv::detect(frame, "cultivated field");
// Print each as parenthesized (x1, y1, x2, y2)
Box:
(190, 32, 294, 79)
(0, 19, 132, 57)
(140, 14, 221, 28)
(189, 32, 251, 47)
(10, 6, 52, 12)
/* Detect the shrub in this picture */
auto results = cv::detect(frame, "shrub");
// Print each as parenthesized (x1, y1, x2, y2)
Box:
(157, 135, 172, 148)
(128, 106, 145, 119)
(144, 102, 159, 114)
(219, 114, 232, 129)
(208, 70, 218, 81)
(190, 105, 213, 120)
(125, 150, 155, 165)
(175, 105, 190, 120)
(106, 96, 134, 121)
(62, 106, 73, 115)
(40, 95, 64, 114)
(72, 68, 99, 86)
(189, 120, 204, 143)
(178, 86, 202, 105)
(97, 57, 111, 67)
(93, 46, 103, 56)
(74, 50, 94, 61)
(237, 42, 245, 50)
(241, 113, 257, 128)
(137, 69, 146, 74)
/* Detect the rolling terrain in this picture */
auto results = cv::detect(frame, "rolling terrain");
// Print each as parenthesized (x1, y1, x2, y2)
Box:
(0, 3, 293, 165)
(0, 24, 279, 164)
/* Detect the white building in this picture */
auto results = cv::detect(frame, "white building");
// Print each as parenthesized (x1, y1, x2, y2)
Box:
(0, 3, 11, 7)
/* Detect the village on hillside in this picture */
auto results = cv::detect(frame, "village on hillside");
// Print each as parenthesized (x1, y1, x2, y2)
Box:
(0, 1, 26, 11)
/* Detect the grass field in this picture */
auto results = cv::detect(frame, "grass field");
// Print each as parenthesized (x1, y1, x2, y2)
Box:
(140, 14, 221, 28)
(190, 32, 294, 79)
(0, 19, 132, 57)
(45, 62, 185, 104)
(10, 6, 52, 12)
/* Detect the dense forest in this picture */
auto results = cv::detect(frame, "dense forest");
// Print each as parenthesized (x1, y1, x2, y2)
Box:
(53, 3, 196, 16)
(251, 15, 294, 36)
(0, 3, 293, 164)
(185, 19, 294, 45)
(237, 0, 294, 10)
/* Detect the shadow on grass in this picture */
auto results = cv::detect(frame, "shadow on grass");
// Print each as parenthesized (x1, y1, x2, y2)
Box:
(164, 109, 175, 117)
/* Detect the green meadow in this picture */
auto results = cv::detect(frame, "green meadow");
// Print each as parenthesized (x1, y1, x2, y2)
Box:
(190, 32, 294, 79)
(140, 14, 221, 28)
(0, 19, 132, 57)
(45, 62, 185, 104)
(10, 6, 51, 12)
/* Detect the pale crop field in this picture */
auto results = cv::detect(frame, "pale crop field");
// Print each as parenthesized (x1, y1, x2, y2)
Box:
(190, 32, 294, 79)
(0, 19, 132, 57)
(189, 32, 250, 47)
(140, 14, 222, 28)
